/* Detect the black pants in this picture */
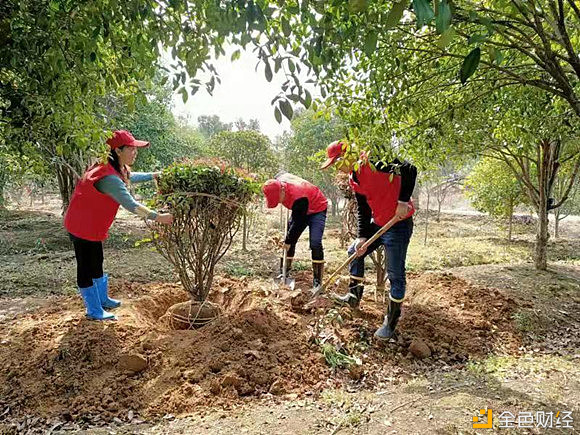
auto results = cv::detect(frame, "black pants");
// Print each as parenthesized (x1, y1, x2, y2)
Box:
(69, 233, 104, 288)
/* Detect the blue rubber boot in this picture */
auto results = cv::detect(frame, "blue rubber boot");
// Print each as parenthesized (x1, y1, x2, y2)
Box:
(79, 284, 116, 321)
(94, 274, 121, 309)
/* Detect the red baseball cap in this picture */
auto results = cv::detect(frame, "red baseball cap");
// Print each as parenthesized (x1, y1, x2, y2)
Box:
(262, 179, 282, 208)
(320, 140, 346, 169)
(106, 130, 150, 149)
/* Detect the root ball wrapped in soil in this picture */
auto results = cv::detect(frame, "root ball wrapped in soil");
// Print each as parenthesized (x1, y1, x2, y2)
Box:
(163, 300, 220, 329)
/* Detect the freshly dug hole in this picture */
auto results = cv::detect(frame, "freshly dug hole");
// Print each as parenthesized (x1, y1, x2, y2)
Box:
(162, 300, 220, 329)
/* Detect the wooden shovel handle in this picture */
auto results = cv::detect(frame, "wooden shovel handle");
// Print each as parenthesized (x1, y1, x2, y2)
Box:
(320, 215, 402, 292)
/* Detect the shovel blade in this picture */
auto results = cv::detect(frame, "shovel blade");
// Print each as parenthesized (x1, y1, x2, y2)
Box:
(310, 284, 323, 298)
(273, 276, 296, 291)
(286, 278, 296, 291)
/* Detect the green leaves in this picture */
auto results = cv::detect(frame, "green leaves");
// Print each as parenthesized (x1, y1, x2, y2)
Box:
(413, 0, 434, 28)
(304, 89, 312, 109)
(364, 31, 378, 56)
(275, 107, 282, 123)
(279, 100, 294, 120)
(460, 47, 481, 84)
(281, 17, 292, 37)
(435, 0, 451, 34)
(264, 60, 273, 82)
(437, 26, 456, 48)
(468, 34, 487, 45)
(348, 0, 368, 14)
(179, 87, 188, 103)
(385, 1, 407, 30)
(488, 47, 504, 65)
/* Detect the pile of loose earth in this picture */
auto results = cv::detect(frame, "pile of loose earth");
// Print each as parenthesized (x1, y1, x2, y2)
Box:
(0, 277, 328, 422)
(0, 272, 521, 423)
(292, 271, 522, 385)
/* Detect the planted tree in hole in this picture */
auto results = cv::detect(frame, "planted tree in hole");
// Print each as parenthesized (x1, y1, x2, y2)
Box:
(150, 159, 259, 328)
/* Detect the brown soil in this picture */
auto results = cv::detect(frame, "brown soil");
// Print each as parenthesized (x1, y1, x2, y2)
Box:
(0, 272, 522, 422)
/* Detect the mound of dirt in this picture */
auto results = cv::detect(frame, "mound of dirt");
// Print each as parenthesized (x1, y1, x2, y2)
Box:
(0, 278, 329, 422)
(312, 271, 522, 365)
(399, 272, 521, 357)
(0, 272, 521, 423)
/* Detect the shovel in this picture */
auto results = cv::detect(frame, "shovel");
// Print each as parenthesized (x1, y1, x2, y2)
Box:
(311, 215, 403, 297)
(275, 208, 296, 290)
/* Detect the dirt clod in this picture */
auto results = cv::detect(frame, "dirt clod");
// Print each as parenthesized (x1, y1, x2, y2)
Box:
(221, 373, 243, 388)
(119, 353, 148, 374)
(269, 379, 286, 395)
(409, 339, 432, 359)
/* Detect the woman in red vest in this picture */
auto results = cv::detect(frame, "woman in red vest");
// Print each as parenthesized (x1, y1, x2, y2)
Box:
(321, 140, 416, 340)
(64, 130, 173, 321)
(262, 172, 328, 290)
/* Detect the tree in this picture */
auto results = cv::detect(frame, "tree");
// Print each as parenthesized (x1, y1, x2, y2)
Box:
(108, 76, 204, 171)
(252, 0, 580, 130)
(552, 163, 580, 238)
(1, 0, 278, 208)
(234, 118, 260, 132)
(207, 130, 277, 175)
(197, 115, 232, 139)
(451, 87, 580, 268)
(151, 160, 259, 328)
(207, 130, 278, 250)
(465, 158, 527, 241)
(280, 108, 347, 216)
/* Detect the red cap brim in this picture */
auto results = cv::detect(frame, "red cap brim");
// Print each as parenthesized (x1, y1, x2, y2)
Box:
(320, 156, 337, 169)
(129, 139, 150, 148)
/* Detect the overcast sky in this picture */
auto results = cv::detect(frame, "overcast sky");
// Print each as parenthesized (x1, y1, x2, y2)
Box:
(171, 47, 303, 141)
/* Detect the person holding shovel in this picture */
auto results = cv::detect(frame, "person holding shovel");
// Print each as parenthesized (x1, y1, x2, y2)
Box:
(321, 140, 416, 340)
(262, 172, 328, 291)
(64, 130, 173, 321)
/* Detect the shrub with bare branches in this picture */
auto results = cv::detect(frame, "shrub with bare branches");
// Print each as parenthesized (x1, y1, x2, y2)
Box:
(149, 159, 258, 327)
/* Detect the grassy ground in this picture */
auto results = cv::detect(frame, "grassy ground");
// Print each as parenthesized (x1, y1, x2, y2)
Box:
(0, 198, 579, 433)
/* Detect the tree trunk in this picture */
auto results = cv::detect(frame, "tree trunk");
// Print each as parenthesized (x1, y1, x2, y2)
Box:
(507, 197, 514, 242)
(533, 138, 560, 271)
(424, 190, 431, 246)
(242, 213, 247, 251)
(55, 156, 84, 213)
(554, 208, 560, 239)
(0, 174, 6, 209)
(56, 164, 76, 212)
(535, 206, 549, 270)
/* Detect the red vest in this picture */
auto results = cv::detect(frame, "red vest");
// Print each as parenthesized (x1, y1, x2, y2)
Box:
(349, 163, 415, 226)
(277, 173, 328, 214)
(64, 163, 122, 241)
